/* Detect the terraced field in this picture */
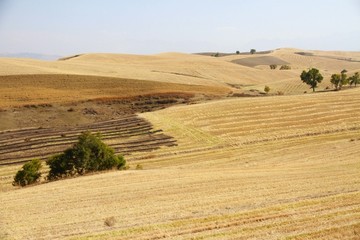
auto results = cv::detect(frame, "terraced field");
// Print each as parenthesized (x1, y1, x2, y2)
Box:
(1, 87, 359, 239)
(0, 114, 177, 190)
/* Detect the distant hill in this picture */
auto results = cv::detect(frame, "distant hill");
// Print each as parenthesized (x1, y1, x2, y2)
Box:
(0, 48, 359, 96)
(0, 52, 61, 61)
(195, 50, 273, 57)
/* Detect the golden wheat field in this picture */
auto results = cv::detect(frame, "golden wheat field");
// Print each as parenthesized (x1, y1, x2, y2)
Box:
(0, 49, 360, 239)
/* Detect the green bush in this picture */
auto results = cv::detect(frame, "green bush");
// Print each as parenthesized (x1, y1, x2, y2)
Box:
(13, 159, 42, 186)
(47, 131, 126, 180)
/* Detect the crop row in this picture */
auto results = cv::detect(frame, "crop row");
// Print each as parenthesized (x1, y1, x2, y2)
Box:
(0, 114, 176, 166)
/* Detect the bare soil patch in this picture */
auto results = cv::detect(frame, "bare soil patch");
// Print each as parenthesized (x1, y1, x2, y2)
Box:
(0, 74, 229, 108)
(231, 56, 289, 67)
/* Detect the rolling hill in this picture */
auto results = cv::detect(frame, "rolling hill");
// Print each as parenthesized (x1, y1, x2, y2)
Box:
(0, 48, 360, 239)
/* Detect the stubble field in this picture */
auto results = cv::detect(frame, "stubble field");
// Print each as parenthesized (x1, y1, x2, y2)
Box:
(0, 49, 360, 239)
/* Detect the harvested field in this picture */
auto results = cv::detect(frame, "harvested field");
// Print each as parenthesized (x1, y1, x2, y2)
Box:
(1, 49, 360, 239)
(1, 87, 359, 239)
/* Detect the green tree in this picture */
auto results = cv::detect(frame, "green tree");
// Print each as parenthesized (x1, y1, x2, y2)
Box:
(47, 132, 126, 181)
(349, 72, 360, 87)
(13, 159, 42, 187)
(341, 69, 349, 87)
(331, 70, 349, 90)
(330, 73, 342, 90)
(250, 49, 256, 54)
(236, 51, 240, 54)
(300, 68, 323, 92)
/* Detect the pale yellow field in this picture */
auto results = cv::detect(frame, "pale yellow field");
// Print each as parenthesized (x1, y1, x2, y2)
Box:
(223, 48, 360, 94)
(1, 49, 360, 102)
(1, 85, 359, 239)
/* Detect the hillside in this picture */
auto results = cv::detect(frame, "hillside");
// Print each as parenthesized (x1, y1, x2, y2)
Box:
(0, 49, 360, 239)
(221, 48, 360, 94)
(1, 49, 359, 101)
(1, 87, 359, 239)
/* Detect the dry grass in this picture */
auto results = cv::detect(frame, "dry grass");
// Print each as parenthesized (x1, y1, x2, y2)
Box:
(222, 48, 360, 94)
(0, 49, 360, 239)
(1, 87, 359, 239)
(1, 49, 360, 99)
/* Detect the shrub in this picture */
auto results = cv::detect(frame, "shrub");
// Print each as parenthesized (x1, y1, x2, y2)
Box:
(135, 164, 143, 170)
(280, 65, 291, 70)
(13, 159, 42, 187)
(264, 86, 270, 94)
(47, 131, 126, 180)
(236, 51, 240, 54)
(269, 64, 277, 70)
(250, 49, 256, 54)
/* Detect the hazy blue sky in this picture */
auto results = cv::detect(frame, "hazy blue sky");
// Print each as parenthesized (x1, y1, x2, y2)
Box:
(0, 0, 359, 56)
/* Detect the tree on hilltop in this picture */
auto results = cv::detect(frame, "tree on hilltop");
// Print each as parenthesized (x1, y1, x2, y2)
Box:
(250, 49, 256, 54)
(300, 68, 323, 92)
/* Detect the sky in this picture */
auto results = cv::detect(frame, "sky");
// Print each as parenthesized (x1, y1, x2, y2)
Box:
(0, 0, 359, 56)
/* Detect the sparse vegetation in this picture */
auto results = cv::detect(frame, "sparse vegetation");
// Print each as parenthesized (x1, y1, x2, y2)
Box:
(269, 64, 277, 70)
(279, 65, 291, 70)
(47, 131, 126, 180)
(13, 159, 42, 187)
(300, 68, 323, 92)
